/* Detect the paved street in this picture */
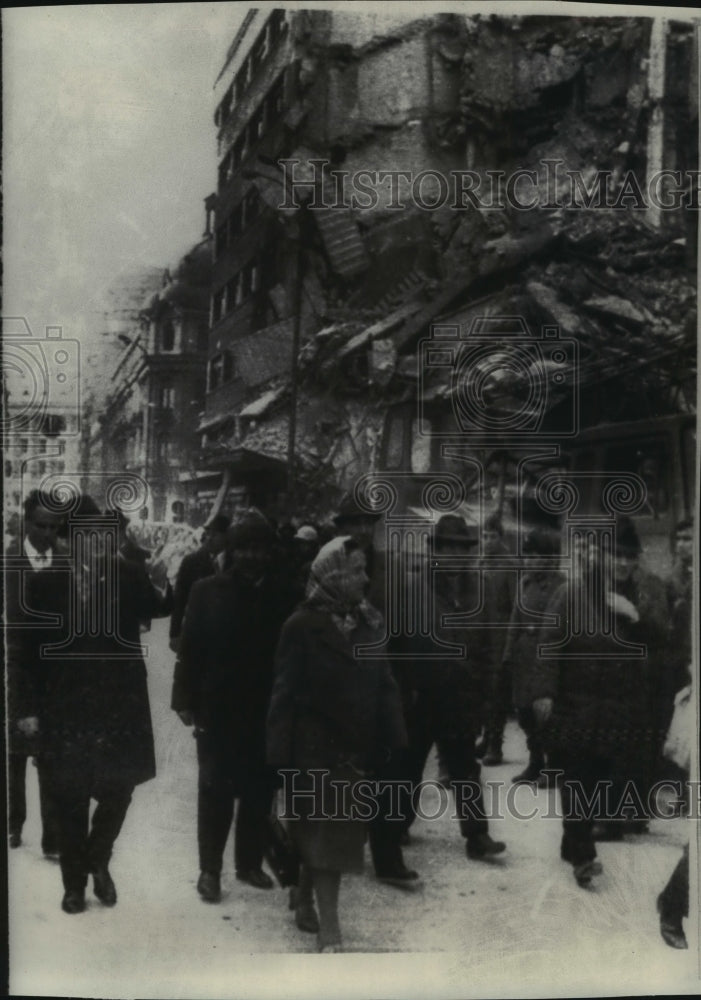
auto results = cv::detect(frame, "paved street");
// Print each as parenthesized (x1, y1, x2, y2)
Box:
(9, 618, 698, 998)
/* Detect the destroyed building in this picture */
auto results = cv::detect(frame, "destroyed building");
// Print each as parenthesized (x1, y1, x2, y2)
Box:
(194, 9, 697, 541)
(88, 240, 211, 522)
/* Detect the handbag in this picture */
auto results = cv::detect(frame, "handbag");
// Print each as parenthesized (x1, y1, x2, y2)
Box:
(263, 811, 300, 888)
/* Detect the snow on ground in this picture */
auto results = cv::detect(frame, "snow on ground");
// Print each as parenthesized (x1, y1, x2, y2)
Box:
(9, 619, 699, 998)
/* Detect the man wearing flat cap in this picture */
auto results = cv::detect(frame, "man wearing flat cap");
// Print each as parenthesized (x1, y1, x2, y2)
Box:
(172, 509, 295, 903)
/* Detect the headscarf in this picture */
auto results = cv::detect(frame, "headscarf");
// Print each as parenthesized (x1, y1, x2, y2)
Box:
(305, 535, 382, 636)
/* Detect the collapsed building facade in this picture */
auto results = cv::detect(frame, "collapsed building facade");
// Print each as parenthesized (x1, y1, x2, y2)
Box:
(194, 9, 697, 560)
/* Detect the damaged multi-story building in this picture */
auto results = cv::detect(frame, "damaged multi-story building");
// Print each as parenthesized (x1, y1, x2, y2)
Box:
(197, 8, 697, 566)
(88, 240, 211, 522)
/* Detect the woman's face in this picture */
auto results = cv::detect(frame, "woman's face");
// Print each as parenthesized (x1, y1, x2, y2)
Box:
(344, 549, 369, 605)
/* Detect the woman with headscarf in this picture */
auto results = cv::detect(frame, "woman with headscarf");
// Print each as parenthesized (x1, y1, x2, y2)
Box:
(267, 536, 407, 952)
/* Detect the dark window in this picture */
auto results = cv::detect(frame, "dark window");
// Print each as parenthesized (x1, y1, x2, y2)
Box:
(232, 133, 247, 169)
(197, 325, 208, 352)
(212, 288, 225, 324)
(5, 460, 12, 477)
(244, 188, 259, 223)
(250, 32, 267, 76)
(267, 75, 285, 123)
(269, 9, 287, 44)
(162, 320, 175, 352)
(215, 223, 229, 258)
(160, 384, 175, 409)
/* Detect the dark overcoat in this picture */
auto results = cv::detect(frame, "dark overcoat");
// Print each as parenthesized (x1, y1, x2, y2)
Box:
(502, 569, 565, 710)
(267, 607, 407, 779)
(14, 553, 166, 788)
(172, 569, 295, 782)
(169, 546, 215, 640)
(531, 566, 669, 769)
(388, 570, 495, 738)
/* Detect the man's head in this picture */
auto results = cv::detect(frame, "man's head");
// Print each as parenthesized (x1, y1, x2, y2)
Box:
(613, 515, 641, 582)
(23, 490, 62, 553)
(433, 515, 479, 570)
(673, 518, 694, 568)
(226, 509, 274, 581)
(294, 524, 319, 563)
(333, 492, 380, 551)
(203, 514, 230, 557)
(482, 512, 504, 555)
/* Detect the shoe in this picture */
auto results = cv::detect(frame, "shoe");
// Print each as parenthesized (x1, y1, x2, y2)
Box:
(236, 868, 273, 889)
(92, 866, 117, 906)
(466, 834, 506, 859)
(9, 832, 21, 849)
(61, 889, 86, 914)
(377, 863, 420, 888)
(657, 895, 688, 949)
(295, 903, 320, 934)
(318, 941, 343, 953)
(593, 822, 624, 842)
(573, 859, 602, 887)
(197, 870, 221, 902)
(482, 749, 503, 766)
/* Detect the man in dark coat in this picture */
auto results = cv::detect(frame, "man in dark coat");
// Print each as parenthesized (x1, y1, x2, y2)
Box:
(383, 514, 506, 862)
(13, 495, 168, 914)
(168, 514, 230, 651)
(532, 516, 668, 886)
(6, 489, 62, 855)
(502, 527, 563, 786)
(172, 510, 296, 903)
(477, 513, 516, 766)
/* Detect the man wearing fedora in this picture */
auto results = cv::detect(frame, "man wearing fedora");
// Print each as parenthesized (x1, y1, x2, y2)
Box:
(172, 509, 295, 902)
(392, 513, 506, 860)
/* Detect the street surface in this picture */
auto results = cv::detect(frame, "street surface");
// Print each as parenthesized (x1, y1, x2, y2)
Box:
(9, 618, 698, 998)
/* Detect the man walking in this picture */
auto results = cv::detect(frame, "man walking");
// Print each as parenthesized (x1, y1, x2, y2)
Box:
(6, 489, 62, 856)
(13, 495, 168, 913)
(172, 510, 295, 902)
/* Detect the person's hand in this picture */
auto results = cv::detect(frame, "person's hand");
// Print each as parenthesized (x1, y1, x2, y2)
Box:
(606, 592, 640, 623)
(177, 710, 194, 726)
(169, 637, 180, 654)
(532, 697, 553, 725)
(17, 716, 39, 737)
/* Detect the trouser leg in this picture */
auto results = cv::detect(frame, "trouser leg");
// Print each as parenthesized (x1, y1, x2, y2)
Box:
(87, 782, 133, 871)
(53, 777, 91, 892)
(517, 707, 545, 771)
(368, 749, 412, 874)
(36, 757, 60, 854)
(312, 868, 342, 948)
(659, 843, 689, 921)
(559, 756, 608, 865)
(197, 738, 235, 875)
(8, 753, 27, 838)
(234, 775, 274, 873)
(440, 736, 489, 840)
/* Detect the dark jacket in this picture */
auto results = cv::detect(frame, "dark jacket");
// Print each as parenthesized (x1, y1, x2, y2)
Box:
(266, 607, 407, 777)
(169, 547, 216, 640)
(502, 569, 564, 710)
(172, 569, 295, 776)
(531, 566, 669, 766)
(5, 545, 61, 756)
(13, 552, 167, 787)
(388, 569, 494, 738)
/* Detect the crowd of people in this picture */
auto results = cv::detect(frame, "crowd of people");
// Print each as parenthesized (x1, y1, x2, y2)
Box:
(6, 487, 694, 953)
